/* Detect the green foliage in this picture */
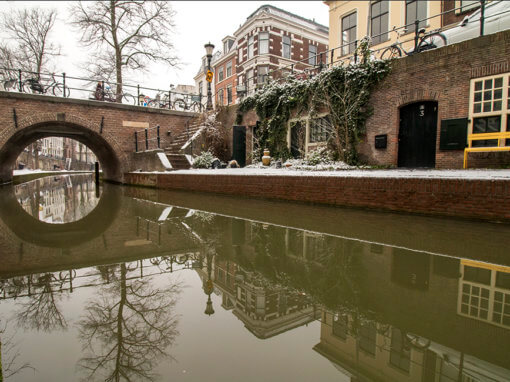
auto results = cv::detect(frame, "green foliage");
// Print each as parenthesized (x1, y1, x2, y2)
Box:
(192, 151, 214, 169)
(237, 40, 391, 165)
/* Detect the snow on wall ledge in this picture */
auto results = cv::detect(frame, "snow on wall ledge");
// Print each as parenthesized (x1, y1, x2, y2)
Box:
(123, 170, 510, 223)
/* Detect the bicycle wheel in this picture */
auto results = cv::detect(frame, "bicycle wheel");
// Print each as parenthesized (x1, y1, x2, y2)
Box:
(52, 83, 70, 97)
(417, 32, 446, 53)
(380, 45, 402, 60)
(173, 99, 186, 111)
(189, 102, 202, 112)
(122, 93, 137, 105)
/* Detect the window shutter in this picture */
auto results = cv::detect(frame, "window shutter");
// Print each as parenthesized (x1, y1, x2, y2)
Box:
(440, 118, 468, 150)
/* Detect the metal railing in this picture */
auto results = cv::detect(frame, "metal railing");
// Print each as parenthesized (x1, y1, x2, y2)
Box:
(235, 0, 509, 97)
(134, 124, 164, 152)
(0, 67, 206, 112)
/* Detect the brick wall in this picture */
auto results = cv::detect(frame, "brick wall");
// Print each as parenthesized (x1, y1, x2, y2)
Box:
(0, 92, 198, 183)
(361, 30, 510, 169)
(124, 172, 510, 222)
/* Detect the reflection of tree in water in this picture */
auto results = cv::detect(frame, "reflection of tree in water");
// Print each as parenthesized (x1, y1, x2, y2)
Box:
(77, 263, 181, 382)
(15, 273, 67, 332)
(0, 320, 34, 380)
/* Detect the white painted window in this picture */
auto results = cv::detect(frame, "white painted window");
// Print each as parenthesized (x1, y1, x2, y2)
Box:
(259, 32, 269, 55)
(469, 73, 510, 147)
(248, 36, 254, 59)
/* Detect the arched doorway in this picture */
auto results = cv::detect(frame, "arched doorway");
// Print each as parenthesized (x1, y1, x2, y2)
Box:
(398, 101, 438, 168)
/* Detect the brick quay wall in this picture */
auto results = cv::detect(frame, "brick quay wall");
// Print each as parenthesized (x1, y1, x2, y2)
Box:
(123, 172, 510, 223)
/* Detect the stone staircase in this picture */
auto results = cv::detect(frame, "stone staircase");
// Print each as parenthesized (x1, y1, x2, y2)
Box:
(164, 123, 203, 169)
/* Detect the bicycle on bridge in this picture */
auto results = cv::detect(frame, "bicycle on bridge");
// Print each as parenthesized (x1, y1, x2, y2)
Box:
(3, 72, 70, 97)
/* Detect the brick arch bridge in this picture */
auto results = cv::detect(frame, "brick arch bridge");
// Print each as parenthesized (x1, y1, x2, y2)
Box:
(0, 91, 197, 184)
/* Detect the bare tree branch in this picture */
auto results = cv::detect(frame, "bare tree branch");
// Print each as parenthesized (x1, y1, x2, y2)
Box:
(70, 0, 179, 102)
(0, 7, 61, 77)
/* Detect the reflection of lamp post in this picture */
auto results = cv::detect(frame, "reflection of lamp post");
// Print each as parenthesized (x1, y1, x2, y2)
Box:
(204, 42, 215, 111)
(203, 250, 215, 316)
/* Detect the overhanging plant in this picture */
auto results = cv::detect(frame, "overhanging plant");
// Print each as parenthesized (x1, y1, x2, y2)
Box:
(237, 39, 391, 165)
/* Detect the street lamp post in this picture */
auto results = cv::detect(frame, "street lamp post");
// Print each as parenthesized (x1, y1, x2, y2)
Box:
(204, 42, 215, 111)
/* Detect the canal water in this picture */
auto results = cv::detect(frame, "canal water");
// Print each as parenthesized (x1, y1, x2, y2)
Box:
(0, 174, 510, 381)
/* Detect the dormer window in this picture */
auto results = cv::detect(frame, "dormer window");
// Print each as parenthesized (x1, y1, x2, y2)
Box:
(223, 39, 234, 54)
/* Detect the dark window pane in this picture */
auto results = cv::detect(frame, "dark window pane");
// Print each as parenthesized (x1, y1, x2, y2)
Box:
(481, 288, 489, 298)
(496, 291, 504, 301)
(470, 306, 478, 315)
(495, 302, 503, 312)
(481, 298, 488, 309)
(474, 103, 482, 113)
(495, 77, 503, 88)
(474, 92, 482, 102)
(480, 310, 488, 319)
(475, 81, 483, 91)
(494, 101, 502, 111)
(471, 296, 479, 305)
(494, 89, 502, 99)
(484, 79, 493, 89)
(461, 304, 469, 314)
(503, 315, 510, 326)
(483, 91, 492, 101)
(493, 313, 502, 322)
(463, 266, 491, 284)
(462, 294, 469, 303)
(463, 284, 470, 293)
(483, 102, 491, 112)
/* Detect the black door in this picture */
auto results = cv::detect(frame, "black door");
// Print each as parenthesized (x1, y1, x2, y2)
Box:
(290, 121, 305, 158)
(398, 101, 438, 168)
(232, 125, 246, 167)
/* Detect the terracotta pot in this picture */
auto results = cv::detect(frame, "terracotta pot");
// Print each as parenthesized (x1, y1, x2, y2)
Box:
(262, 149, 271, 166)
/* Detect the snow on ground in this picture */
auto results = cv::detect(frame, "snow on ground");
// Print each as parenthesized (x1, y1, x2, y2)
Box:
(136, 167, 510, 180)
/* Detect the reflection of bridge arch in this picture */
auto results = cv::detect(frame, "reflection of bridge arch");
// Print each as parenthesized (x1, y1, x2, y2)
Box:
(0, 182, 121, 248)
(0, 113, 124, 184)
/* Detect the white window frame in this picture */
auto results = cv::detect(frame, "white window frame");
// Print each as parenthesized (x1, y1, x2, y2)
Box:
(308, 44, 317, 65)
(282, 35, 291, 59)
(226, 60, 232, 78)
(468, 73, 509, 145)
(259, 32, 269, 55)
(248, 36, 254, 59)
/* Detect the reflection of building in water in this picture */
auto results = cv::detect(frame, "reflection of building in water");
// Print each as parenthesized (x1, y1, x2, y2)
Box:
(15, 175, 100, 224)
(195, 217, 320, 339)
(311, 251, 510, 382)
(39, 185, 66, 223)
(315, 309, 510, 382)
(458, 259, 510, 329)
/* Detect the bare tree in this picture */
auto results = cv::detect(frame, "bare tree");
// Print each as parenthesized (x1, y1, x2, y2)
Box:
(77, 263, 181, 382)
(71, 1, 178, 102)
(0, 7, 61, 78)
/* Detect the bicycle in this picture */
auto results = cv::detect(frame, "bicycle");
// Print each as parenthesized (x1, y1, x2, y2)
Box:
(173, 94, 204, 112)
(22, 73, 70, 97)
(146, 91, 171, 109)
(380, 26, 447, 60)
(102, 84, 136, 104)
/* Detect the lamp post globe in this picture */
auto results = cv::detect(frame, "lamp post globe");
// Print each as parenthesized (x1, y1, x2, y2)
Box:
(204, 42, 215, 111)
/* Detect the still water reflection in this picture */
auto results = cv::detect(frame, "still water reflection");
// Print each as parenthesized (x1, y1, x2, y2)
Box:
(0, 174, 510, 381)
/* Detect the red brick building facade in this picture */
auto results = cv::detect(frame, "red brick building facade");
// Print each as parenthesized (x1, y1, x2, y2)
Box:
(235, 5, 329, 97)
(214, 36, 237, 106)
